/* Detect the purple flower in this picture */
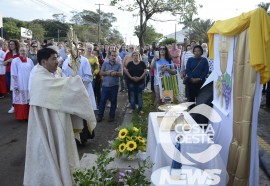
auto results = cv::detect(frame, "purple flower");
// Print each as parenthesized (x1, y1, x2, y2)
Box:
(119, 172, 125, 177)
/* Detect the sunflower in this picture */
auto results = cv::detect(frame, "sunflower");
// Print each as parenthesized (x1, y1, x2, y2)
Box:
(118, 143, 126, 153)
(133, 127, 139, 132)
(137, 137, 145, 143)
(126, 141, 137, 151)
(131, 136, 137, 141)
(118, 128, 128, 139)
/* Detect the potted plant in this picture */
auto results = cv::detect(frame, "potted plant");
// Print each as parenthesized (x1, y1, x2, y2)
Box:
(112, 125, 146, 159)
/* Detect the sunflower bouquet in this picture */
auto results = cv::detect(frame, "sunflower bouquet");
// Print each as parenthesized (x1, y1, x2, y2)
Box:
(112, 125, 146, 158)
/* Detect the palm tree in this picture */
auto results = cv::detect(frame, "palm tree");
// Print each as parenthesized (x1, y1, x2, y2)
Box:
(258, 2, 270, 15)
(188, 19, 215, 43)
(179, 12, 200, 42)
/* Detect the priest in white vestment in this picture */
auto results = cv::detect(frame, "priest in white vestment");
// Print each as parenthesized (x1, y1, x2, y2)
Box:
(24, 47, 96, 186)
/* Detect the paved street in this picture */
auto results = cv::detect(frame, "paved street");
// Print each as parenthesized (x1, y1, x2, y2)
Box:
(0, 94, 27, 186)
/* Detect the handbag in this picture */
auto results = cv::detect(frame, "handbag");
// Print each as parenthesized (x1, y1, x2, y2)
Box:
(183, 58, 203, 85)
(183, 76, 188, 85)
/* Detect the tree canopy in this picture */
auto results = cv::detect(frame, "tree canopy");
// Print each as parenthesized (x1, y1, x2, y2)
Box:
(258, 2, 270, 15)
(2, 10, 124, 44)
(110, 0, 199, 51)
(185, 19, 214, 43)
(69, 10, 122, 44)
(134, 25, 162, 45)
(160, 37, 177, 45)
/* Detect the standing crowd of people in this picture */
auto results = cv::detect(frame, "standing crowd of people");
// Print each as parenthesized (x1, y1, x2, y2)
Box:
(0, 37, 217, 145)
(1, 37, 269, 123)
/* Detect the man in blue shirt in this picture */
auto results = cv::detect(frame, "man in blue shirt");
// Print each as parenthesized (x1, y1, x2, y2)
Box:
(97, 51, 123, 122)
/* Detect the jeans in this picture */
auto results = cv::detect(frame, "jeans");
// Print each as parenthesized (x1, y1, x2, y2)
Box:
(266, 81, 270, 108)
(5, 72, 13, 105)
(5, 72, 10, 90)
(128, 83, 144, 111)
(92, 79, 96, 90)
(93, 79, 101, 107)
(144, 70, 150, 88)
(120, 75, 127, 91)
(150, 76, 154, 92)
(98, 85, 119, 119)
(188, 81, 204, 102)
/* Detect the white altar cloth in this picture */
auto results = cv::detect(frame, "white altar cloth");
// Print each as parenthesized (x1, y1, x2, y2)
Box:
(146, 112, 228, 185)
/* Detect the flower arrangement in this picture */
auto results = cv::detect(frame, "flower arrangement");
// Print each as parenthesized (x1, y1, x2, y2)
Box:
(112, 125, 146, 158)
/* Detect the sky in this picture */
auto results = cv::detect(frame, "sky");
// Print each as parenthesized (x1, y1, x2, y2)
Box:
(0, 0, 268, 45)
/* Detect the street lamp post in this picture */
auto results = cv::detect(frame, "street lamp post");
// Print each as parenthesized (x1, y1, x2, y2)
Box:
(175, 24, 177, 42)
(95, 4, 104, 44)
(98, 18, 100, 44)
(58, 29, 60, 42)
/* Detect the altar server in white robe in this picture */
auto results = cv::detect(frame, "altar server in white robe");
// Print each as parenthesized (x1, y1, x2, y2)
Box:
(10, 45, 34, 120)
(24, 48, 96, 186)
(62, 50, 97, 110)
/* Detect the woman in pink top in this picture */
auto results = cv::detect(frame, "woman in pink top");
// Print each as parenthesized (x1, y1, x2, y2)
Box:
(104, 45, 122, 64)
(169, 42, 181, 68)
(3, 39, 20, 113)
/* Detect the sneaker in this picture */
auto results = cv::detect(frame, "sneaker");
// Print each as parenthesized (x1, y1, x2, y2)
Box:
(139, 111, 144, 115)
(127, 109, 134, 114)
(126, 103, 131, 108)
(8, 106, 14, 114)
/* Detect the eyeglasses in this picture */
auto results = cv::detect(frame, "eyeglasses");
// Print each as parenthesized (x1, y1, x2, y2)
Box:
(160, 48, 166, 50)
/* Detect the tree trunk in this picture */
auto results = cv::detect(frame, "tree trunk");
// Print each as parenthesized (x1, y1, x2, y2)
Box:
(139, 4, 145, 55)
(138, 33, 144, 55)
